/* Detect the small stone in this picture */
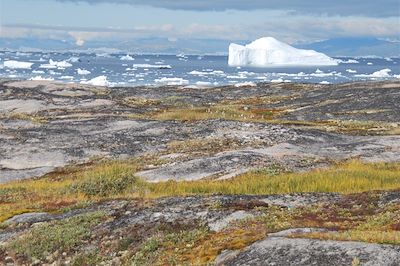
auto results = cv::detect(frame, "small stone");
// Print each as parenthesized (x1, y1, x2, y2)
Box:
(124, 211, 131, 215)
(32, 259, 41, 266)
(4, 256, 13, 263)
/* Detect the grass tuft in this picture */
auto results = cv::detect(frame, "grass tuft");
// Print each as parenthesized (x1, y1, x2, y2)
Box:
(9, 212, 104, 260)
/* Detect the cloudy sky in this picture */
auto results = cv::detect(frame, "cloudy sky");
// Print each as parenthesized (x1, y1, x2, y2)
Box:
(0, 0, 399, 51)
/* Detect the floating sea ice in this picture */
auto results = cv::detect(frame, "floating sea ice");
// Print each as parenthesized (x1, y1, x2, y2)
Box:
(81, 75, 110, 86)
(315, 68, 323, 74)
(188, 70, 207, 75)
(29, 76, 54, 81)
(369, 69, 392, 77)
(154, 77, 189, 86)
(234, 82, 257, 87)
(367, 62, 373, 65)
(4, 60, 34, 69)
(319, 81, 330, 84)
(120, 54, 135, 61)
(77, 68, 91, 75)
(68, 57, 80, 63)
(49, 59, 72, 68)
(132, 64, 172, 69)
(355, 68, 392, 78)
(60, 76, 74, 80)
(32, 70, 45, 74)
(346, 69, 357, 73)
(39, 63, 57, 69)
(270, 78, 284, 83)
(195, 81, 213, 86)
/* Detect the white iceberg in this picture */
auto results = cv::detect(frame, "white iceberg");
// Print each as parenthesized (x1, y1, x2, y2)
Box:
(77, 68, 91, 75)
(355, 68, 392, 78)
(228, 37, 338, 67)
(4, 60, 34, 69)
(81, 76, 110, 86)
(120, 54, 135, 61)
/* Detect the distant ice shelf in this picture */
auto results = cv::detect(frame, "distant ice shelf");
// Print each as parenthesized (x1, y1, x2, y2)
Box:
(228, 37, 338, 67)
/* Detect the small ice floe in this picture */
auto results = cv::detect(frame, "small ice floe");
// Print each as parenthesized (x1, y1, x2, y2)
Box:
(77, 68, 91, 75)
(29, 76, 54, 81)
(188, 70, 225, 76)
(49, 59, 72, 68)
(188, 70, 207, 76)
(60, 76, 74, 80)
(132, 64, 171, 69)
(234, 82, 257, 87)
(270, 78, 284, 83)
(4, 60, 34, 69)
(355, 68, 392, 78)
(315, 68, 323, 74)
(367, 62, 373, 65)
(32, 70, 45, 74)
(319, 81, 330, 84)
(120, 54, 135, 61)
(346, 69, 357, 73)
(96, 53, 111, 57)
(310, 70, 339, 77)
(195, 81, 213, 86)
(81, 75, 110, 86)
(154, 77, 189, 86)
(39, 63, 57, 69)
(67, 57, 80, 63)
(176, 53, 188, 59)
(226, 75, 247, 79)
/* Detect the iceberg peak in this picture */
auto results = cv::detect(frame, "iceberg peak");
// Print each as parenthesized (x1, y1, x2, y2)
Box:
(228, 37, 338, 67)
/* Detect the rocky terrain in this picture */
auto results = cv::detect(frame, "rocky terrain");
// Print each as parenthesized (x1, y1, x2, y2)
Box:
(0, 79, 399, 265)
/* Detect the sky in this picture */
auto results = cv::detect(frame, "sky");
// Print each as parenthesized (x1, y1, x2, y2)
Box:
(0, 0, 399, 52)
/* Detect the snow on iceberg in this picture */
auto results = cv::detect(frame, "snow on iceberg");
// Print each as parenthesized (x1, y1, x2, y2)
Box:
(4, 60, 34, 69)
(228, 37, 338, 67)
(81, 76, 110, 86)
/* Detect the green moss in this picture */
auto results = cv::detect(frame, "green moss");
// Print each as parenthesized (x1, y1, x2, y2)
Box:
(9, 212, 104, 260)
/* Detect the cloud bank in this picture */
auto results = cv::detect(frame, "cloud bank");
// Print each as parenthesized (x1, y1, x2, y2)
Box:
(51, 0, 399, 17)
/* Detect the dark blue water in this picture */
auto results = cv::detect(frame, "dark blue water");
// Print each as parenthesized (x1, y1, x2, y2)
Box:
(0, 51, 399, 86)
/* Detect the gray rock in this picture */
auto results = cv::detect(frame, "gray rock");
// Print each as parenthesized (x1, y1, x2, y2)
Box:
(218, 237, 400, 266)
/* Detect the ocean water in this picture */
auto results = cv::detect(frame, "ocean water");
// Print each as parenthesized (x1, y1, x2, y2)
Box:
(0, 51, 399, 86)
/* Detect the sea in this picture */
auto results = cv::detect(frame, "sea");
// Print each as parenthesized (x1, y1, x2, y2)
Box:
(0, 51, 399, 87)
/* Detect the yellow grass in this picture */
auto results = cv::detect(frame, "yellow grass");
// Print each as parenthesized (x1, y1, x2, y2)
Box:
(148, 160, 400, 197)
(0, 160, 399, 223)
